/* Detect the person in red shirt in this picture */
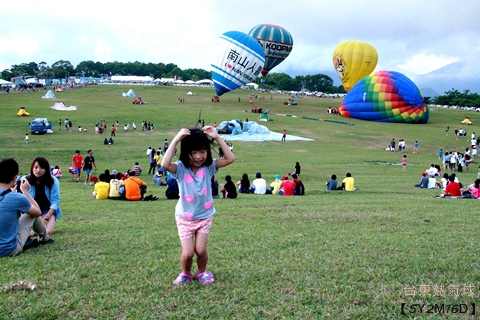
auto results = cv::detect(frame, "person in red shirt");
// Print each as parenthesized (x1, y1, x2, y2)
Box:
(72, 150, 83, 182)
(440, 174, 462, 197)
(279, 175, 295, 196)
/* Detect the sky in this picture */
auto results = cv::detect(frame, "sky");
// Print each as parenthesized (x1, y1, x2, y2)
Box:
(1, 0, 479, 84)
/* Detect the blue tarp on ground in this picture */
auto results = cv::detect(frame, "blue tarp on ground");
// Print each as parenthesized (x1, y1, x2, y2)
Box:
(216, 120, 313, 141)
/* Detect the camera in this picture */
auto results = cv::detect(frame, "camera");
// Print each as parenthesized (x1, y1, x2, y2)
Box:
(16, 179, 23, 193)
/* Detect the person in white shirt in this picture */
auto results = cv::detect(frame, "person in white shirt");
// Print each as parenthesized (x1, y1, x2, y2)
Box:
(250, 172, 267, 194)
(426, 164, 438, 177)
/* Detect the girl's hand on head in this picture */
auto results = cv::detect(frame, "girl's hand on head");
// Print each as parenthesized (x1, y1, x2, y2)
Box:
(174, 128, 190, 141)
(203, 126, 219, 139)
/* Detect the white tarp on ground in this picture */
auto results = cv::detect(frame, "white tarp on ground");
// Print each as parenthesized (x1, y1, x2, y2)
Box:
(42, 90, 56, 99)
(50, 102, 77, 111)
(216, 120, 313, 141)
(122, 89, 135, 97)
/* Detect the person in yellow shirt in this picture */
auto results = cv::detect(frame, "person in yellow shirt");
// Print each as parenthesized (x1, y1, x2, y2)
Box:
(269, 174, 282, 195)
(92, 174, 110, 200)
(154, 150, 163, 170)
(341, 173, 356, 191)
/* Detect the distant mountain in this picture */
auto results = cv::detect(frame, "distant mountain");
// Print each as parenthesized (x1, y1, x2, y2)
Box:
(281, 61, 479, 97)
(414, 61, 480, 96)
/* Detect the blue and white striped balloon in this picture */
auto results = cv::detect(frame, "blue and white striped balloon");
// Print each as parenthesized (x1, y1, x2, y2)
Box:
(212, 31, 265, 96)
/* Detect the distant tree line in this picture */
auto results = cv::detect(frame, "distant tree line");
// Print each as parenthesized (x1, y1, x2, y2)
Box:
(430, 89, 480, 107)
(0, 60, 344, 93)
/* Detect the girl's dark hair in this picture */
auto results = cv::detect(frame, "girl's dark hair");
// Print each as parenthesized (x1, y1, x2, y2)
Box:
(475, 179, 480, 188)
(240, 173, 250, 191)
(28, 157, 54, 187)
(179, 128, 213, 168)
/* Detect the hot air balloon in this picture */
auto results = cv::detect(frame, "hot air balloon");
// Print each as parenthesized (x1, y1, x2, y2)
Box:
(333, 40, 378, 92)
(211, 31, 265, 96)
(248, 24, 293, 77)
(339, 71, 429, 124)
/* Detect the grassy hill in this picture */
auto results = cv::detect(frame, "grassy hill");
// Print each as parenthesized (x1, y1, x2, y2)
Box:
(1, 85, 479, 318)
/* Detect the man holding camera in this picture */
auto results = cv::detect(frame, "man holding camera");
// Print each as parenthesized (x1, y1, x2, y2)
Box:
(0, 158, 54, 257)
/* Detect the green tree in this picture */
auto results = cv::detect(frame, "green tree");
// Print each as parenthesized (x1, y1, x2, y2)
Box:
(263, 73, 301, 91)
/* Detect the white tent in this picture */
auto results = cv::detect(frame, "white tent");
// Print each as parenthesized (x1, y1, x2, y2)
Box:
(185, 80, 195, 85)
(42, 90, 56, 99)
(111, 76, 153, 82)
(246, 82, 259, 89)
(0, 79, 13, 87)
(122, 89, 136, 97)
(196, 79, 213, 85)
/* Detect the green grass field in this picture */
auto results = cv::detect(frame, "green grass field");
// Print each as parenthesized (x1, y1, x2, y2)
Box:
(1, 85, 479, 319)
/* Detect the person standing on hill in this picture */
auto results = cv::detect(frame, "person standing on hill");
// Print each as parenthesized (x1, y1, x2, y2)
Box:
(110, 125, 116, 137)
(402, 155, 407, 173)
(161, 126, 235, 286)
(72, 150, 83, 182)
(82, 150, 97, 186)
(413, 141, 419, 154)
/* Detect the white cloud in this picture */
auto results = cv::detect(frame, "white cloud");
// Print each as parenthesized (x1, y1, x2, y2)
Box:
(398, 53, 459, 76)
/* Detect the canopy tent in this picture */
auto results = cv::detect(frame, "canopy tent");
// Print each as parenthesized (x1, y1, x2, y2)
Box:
(196, 79, 213, 85)
(111, 76, 153, 83)
(122, 89, 136, 97)
(0, 79, 13, 87)
(42, 90, 56, 99)
(245, 82, 259, 89)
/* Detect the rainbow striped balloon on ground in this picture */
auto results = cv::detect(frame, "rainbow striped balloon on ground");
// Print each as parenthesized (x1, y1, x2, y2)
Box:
(248, 24, 293, 77)
(339, 71, 429, 123)
(211, 31, 265, 96)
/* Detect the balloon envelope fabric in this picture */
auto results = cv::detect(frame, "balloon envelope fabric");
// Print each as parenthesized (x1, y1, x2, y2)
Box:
(332, 40, 378, 92)
(339, 71, 429, 124)
(212, 31, 265, 96)
(248, 24, 293, 77)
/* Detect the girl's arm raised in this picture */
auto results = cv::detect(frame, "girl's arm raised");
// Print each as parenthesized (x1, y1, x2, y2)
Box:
(161, 128, 190, 173)
(203, 126, 235, 169)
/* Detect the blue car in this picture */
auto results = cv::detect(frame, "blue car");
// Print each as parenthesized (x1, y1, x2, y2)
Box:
(30, 118, 52, 134)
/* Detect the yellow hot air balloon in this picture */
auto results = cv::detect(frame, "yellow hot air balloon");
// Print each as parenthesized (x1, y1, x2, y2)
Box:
(333, 40, 378, 92)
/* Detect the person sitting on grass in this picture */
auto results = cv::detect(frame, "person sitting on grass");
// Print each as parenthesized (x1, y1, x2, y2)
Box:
(279, 175, 296, 196)
(124, 170, 147, 201)
(153, 168, 166, 186)
(237, 173, 250, 194)
(341, 173, 356, 191)
(326, 174, 338, 190)
(415, 172, 429, 188)
(0, 158, 54, 257)
(439, 174, 462, 198)
(52, 165, 62, 178)
(250, 172, 266, 195)
(462, 178, 480, 198)
(292, 174, 305, 195)
(92, 174, 110, 200)
(220, 175, 237, 199)
(269, 174, 282, 195)
(109, 172, 125, 200)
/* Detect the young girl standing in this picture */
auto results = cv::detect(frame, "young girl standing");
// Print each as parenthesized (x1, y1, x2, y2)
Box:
(161, 127, 235, 285)
(402, 155, 407, 173)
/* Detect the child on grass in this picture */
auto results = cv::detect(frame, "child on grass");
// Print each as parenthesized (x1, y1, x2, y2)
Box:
(402, 155, 407, 173)
(161, 126, 235, 285)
